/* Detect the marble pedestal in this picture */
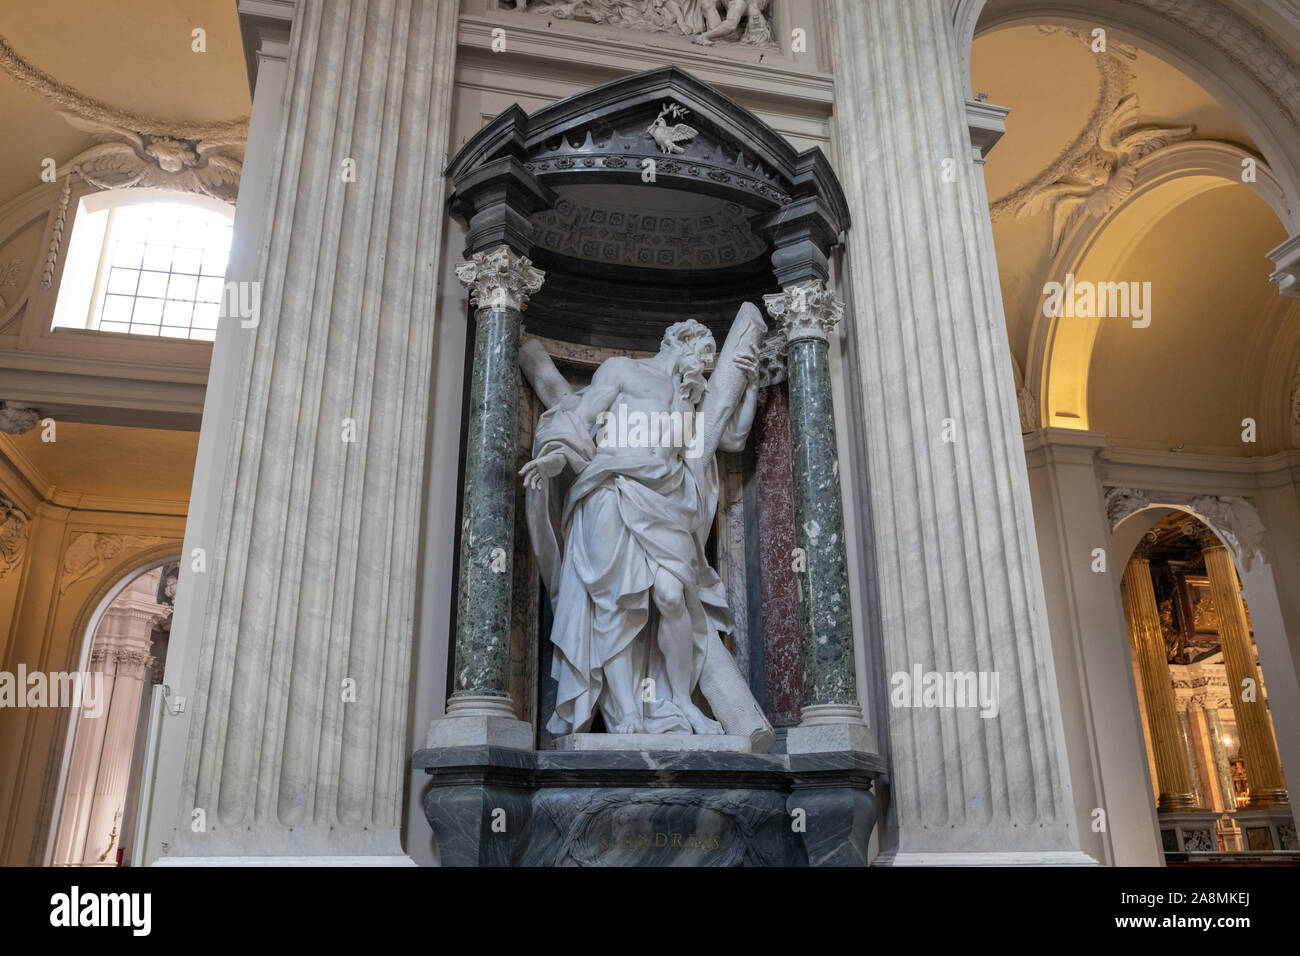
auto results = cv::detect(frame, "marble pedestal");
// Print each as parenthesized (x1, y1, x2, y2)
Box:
(1231, 806, 1299, 852)
(555, 733, 755, 753)
(414, 746, 883, 867)
(1158, 809, 1224, 854)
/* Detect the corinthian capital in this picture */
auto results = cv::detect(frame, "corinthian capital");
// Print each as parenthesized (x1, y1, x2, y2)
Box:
(455, 245, 545, 312)
(762, 279, 843, 344)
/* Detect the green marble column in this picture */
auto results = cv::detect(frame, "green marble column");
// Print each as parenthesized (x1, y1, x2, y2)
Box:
(764, 281, 872, 753)
(445, 246, 543, 723)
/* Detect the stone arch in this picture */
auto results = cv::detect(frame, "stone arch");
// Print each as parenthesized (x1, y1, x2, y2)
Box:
(959, 0, 1300, 225)
(1109, 493, 1300, 830)
(1025, 141, 1289, 430)
(40, 545, 181, 866)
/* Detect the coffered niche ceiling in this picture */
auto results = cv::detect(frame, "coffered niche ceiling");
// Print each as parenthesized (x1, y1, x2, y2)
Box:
(974, 23, 1300, 455)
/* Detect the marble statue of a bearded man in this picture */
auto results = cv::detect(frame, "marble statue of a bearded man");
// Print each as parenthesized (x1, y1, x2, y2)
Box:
(521, 319, 759, 739)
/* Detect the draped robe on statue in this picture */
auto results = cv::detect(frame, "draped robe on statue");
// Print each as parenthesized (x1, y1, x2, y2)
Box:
(525, 387, 748, 737)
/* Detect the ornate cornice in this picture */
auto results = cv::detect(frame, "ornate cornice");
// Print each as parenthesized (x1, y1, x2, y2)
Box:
(455, 245, 546, 313)
(763, 279, 843, 344)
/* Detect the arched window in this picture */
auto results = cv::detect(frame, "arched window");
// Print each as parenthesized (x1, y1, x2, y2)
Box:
(51, 188, 233, 341)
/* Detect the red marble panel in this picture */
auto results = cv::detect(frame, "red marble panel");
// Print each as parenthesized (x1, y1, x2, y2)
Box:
(754, 384, 801, 727)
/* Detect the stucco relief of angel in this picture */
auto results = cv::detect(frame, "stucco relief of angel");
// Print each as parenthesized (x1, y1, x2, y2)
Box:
(1012, 94, 1194, 257)
(58, 113, 244, 202)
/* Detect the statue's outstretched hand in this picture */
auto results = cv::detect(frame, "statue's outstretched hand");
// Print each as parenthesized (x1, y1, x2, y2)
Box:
(520, 450, 566, 490)
(733, 342, 760, 383)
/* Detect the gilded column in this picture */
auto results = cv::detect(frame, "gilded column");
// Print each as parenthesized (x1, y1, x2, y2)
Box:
(1120, 544, 1197, 811)
(430, 246, 542, 746)
(1200, 531, 1289, 807)
(763, 281, 872, 753)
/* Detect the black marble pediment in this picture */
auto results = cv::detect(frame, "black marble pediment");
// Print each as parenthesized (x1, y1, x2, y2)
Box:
(446, 66, 850, 346)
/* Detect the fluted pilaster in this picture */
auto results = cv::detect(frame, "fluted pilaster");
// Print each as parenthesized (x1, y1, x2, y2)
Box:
(828, 0, 1086, 861)
(1200, 532, 1289, 807)
(167, 0, 459, 862)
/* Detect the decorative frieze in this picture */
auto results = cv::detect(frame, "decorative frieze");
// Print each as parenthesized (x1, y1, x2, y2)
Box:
(517, 0, 777, 48)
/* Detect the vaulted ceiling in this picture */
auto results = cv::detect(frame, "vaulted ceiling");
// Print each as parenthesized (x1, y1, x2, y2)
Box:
(0, 1, 246, 502)
(974, 22, 1300, 455)
(0, 0, 249, 207)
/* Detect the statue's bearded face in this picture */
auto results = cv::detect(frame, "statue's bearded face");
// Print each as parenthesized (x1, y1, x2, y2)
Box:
(660, 320, 715, 406)
(674, 338, 714, 406)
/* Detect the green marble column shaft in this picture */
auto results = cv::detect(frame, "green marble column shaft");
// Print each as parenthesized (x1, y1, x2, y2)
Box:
(452, 306, 522, 700)
(786, 336, 856, 708)
(449, 245, 544, 710)
(764, 281, 860, 719)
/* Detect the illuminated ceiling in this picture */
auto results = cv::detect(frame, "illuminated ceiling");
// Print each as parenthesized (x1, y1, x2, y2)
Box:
(973, 23, 1300, 455)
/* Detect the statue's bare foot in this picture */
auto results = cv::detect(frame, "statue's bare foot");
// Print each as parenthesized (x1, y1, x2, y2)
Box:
(684, 706, 724, 735)
(694, 34, 714, 46)
(610, 720, 643, 734)
(643, 711, 691, 734)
